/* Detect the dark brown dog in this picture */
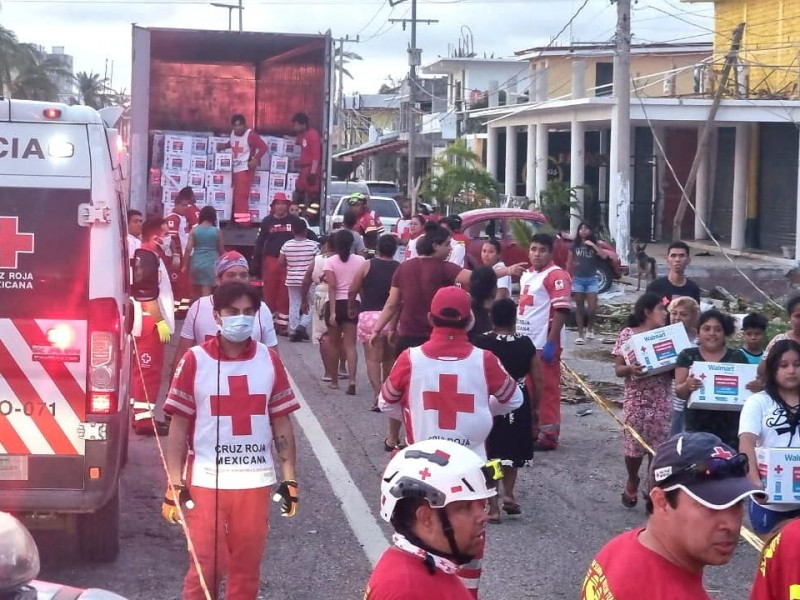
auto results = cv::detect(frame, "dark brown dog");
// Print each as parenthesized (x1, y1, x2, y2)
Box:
(635, 242, 656, 291)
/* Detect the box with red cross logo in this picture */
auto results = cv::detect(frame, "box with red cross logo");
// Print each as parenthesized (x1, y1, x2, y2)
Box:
(687, 362, 759, 411)
(756, 448, 800, 504)
(620, 323, 692, 377)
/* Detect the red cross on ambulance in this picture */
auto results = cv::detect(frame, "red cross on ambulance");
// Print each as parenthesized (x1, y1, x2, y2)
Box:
(0, 216, 34, 269)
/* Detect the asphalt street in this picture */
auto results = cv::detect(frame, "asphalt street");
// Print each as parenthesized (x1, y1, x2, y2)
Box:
(34, 332, 762, 599)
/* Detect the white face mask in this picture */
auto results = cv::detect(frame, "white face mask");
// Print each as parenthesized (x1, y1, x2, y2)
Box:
(219, 314, 255, 342)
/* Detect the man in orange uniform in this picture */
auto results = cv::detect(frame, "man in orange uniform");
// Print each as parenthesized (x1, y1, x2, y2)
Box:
(292, 112, 321, 206)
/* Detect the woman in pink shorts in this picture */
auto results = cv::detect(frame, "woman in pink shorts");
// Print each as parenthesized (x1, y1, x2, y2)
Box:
(349, 234, 400, 410)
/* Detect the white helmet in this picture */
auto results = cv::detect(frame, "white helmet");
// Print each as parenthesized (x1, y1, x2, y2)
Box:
(380, 439, 500, 523)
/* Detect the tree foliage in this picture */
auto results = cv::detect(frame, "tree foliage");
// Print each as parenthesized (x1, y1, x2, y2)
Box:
(421, 140, 501, 212)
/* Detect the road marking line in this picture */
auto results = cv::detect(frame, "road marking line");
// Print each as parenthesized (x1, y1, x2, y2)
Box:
(287, 372, 389, 567)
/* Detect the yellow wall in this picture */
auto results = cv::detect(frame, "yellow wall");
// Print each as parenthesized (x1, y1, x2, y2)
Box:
(712, 0, 800, 97)
(531, 52, 709, 99)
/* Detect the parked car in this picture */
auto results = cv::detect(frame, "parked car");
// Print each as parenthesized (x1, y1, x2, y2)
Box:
(364, 180, 400, 197)
(325, 179, 371, 230)
(329, 195, 402, 233)
(0, 512, 127, 599)
(459, 208, 625, 293)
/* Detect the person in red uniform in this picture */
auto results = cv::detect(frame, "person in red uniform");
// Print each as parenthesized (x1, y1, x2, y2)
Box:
(164, 188, 194, 317)
(131, 218, 174, 436)
(253, 193, 304, 335)
(516, 233, 571, 451)
(581, 432, 765, 600)
(222, 114, 268, 225)
(346, 192, 383, 254)
(378, 286, 522, 597)
(292, 112, 321, 206)
(367, 439, 502, 600)
(750, 517, 800, 600)
(162, 281, 299, 600)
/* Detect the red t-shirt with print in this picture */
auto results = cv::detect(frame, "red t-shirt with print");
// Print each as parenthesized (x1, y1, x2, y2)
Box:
(365, 548, 472, 600)
(581, 529, 711, 600)
(750, 518, 800, 600)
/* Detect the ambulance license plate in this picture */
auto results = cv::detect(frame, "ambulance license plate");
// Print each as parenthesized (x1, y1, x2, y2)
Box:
(77, 423, 107, 441)
(0, 456, 28, 481)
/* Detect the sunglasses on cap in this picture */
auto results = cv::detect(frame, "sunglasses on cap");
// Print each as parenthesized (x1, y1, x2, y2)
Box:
(660, 453, 749, 488)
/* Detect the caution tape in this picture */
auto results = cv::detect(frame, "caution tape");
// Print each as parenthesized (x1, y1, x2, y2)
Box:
(561, 360, 764, 553)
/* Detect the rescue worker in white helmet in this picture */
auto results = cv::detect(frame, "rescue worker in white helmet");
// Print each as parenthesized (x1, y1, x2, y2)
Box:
(365, 439, 502, 600)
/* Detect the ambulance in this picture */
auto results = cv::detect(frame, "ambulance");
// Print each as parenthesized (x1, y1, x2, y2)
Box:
(0, 99, 135, 561)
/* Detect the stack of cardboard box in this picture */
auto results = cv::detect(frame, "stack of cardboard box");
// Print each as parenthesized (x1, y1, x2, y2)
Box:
(148, 130, 302, 224)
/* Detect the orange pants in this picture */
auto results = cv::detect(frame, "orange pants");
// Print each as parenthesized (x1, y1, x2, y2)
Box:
(183, 486, 270, 600)
(261, 256, 289, 333)
(233, 170, 254, 224)
(131, 313, 164, 433)
(536, 346, 562, 448)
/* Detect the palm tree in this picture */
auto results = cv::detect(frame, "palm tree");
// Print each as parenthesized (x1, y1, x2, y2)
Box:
(0, 27, 40, 96)
(421, 140, 502, 212)
(334, 47, 363, 80)
(75, 71, 109, 109)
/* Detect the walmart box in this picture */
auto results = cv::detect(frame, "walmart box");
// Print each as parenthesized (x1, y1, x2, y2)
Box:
(620, 323, 691, 376)
(687, 362, 758, 411)
(756, 448, 800, 505)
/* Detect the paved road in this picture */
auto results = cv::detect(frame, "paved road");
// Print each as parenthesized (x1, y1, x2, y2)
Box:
(35, 333, 762, 599)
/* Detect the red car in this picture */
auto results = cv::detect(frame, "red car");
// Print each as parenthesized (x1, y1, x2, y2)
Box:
(459, 208, 625, 293)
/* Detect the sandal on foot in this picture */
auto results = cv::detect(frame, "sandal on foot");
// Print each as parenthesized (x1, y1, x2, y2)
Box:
(502, 502, 522, 515)
(370, 405, 381, 413)
(575, 337, 585, 345)
(346, 383, 356, 395)
(621, 489, 638, 508)
(487, 514, 501, 524)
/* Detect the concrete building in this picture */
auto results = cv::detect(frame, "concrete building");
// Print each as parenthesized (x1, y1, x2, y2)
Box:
(44, 46, 75, 104)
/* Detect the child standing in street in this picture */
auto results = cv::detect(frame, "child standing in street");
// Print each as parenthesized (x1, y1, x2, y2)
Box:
(741, 312, 768, 365)
(279, 220, 319, 342)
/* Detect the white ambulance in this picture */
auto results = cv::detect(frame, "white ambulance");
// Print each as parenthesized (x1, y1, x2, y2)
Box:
(0, 100, 134, 561)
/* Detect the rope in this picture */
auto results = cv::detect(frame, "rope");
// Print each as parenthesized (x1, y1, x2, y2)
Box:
(560, 360, 764, 552)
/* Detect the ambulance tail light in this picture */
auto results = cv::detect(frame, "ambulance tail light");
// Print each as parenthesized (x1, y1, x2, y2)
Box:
(43, 108, 61, 119)
(87, 298, 120, 415)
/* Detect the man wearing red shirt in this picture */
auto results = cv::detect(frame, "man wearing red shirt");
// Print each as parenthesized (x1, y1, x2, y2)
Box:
(292, 112, 321, 206)
(223, 114, 268, 225)
(164, 187, 194, 317)
(379, 286, 522, 597)
(582, 432, 765, 600)
(366, 439, 501, 600)
(516, 233, 572, 451)
(750, 517, 800, 600)
(162, 282, 299, 600)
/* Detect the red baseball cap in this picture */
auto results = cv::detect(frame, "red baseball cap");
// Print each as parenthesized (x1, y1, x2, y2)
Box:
(272, 192, 290, 204)
(430, 286, 471, 323)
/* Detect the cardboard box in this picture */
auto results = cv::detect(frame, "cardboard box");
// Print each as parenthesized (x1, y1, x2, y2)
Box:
(190, 155, 210, 171)
(191, 136, 209, 156)
(756, 448, 800, 504)
(687, 362, 759, 411)
(264, 136, 285, 156)
(206, 171, 232, 190)
(187, 170, 207, 189)
(270, 154, 289, 174)
(165, 134, 192, 155)
(249, 189, 267, 206)
(285, 173, 299, 194)
(161, 169, 187, 191)
(288, 157, 301, 173)
(207, 136, 229, 154)
(269, 172, 287, 192)
(620, 323, 692, 376)
(284, 139, 300, 157)
(214, 151, 233, 172)
(193, 188, 207, 205)
(161, 188, 179, 205)
(209, 188, 233, 207)
(164, 152, 191, 171)
(251, 170, 270, 189)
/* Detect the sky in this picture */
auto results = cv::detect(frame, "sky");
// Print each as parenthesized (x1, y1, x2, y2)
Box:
(0, 0, 716, 96)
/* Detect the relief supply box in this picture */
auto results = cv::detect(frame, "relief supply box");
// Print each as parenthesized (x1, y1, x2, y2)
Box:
(190, 155, 210, 171)
(206, 171, 233, 190)
(214, 151, 233, 172)
(165, 134, 192, 155)
(270, 155, 289, 174)
(207, 136, 229, 154)
(164, 152, 191, 172)
(756, 448, 800, 505)
(620, 323, 692, 376)
(687, 362, 758, 411)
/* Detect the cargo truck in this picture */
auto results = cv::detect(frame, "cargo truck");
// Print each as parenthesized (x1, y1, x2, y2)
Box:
(129, 26, 334, 249)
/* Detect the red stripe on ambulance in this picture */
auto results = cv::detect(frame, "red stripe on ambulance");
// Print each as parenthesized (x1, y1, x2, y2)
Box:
(0, 338, 79, 455)
(0, 413, 31, 454)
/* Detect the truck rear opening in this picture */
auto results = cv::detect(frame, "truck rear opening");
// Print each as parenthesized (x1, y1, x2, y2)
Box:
(129, 26, 333, 248)
(0, 102, 129, 562)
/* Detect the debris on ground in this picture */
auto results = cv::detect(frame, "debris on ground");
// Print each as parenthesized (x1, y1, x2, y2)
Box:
(561, 372, 623, 405)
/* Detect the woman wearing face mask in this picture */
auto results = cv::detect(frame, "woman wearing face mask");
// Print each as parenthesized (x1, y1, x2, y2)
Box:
(740, 339, 800, 535)
(163, 281, 300, 600)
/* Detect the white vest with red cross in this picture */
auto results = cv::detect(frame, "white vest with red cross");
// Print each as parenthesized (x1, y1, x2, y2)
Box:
(516, 264, 564, 348)
(230, 128, 253, 173)
(186, 343, 277, 489)
(405, 346, 494, 460)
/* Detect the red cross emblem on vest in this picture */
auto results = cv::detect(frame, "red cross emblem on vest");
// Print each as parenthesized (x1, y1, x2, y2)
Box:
(232, 139, 244, 159)
(0, 216, 35, 269)
(518, 284, 533, 315)
(422, 373, 475, 430)
(210, 375, 267, 436)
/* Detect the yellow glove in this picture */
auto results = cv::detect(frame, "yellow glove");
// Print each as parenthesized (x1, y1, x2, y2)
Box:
(162, 484, 190, 524)
(156, 320, 171, 344)
(272, 480, 298, 518)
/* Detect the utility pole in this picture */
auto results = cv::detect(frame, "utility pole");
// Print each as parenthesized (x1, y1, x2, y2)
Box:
(671, 23, 745, 238)
(210, 1, 243, 31)
(609, 0, 632, 265)
(389, 0, 438, 213)
(332, 35, 360, 146)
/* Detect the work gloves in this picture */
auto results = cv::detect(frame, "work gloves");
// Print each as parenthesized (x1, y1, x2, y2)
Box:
(162, 484, 193, 524)
(156, 320, 171, 344)
(273, 480, 298, 518)
(541, 340, 557, 364)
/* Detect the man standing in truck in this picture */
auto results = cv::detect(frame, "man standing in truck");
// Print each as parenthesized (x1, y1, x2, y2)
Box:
(225, 113, 268, 225)
(292, 112, 321, 207)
